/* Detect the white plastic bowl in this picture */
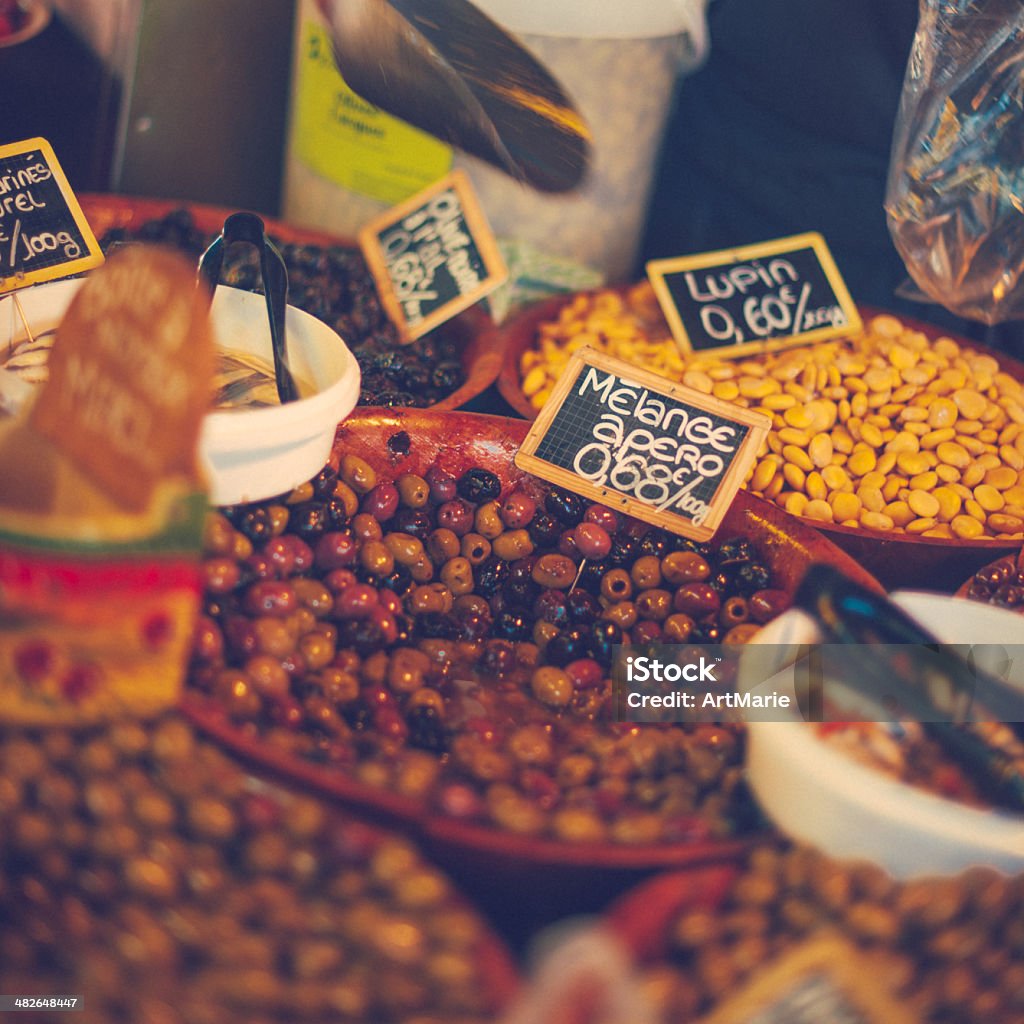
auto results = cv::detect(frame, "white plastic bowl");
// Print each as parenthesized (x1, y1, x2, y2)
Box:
(2, 278, 360, 505)
(740, 592, 1024, 878)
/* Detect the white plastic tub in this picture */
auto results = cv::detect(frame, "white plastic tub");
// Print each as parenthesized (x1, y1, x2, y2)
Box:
(740, 593, 1024, 878)
(2, 279, 360, 505)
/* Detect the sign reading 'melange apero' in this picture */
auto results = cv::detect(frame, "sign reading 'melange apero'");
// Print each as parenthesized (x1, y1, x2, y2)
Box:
(515, 349, 770, 541)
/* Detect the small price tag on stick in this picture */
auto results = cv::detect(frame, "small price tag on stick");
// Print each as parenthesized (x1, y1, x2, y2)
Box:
(697, 933, 919, 1024)
(515, 349, 770, 541)
(359, 169, 507, 341)
(646, 232, 861, 360)
(0, 137, 104, 293)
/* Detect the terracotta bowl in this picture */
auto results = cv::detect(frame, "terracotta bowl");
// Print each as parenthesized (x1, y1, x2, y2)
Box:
(495, 290, 1024, 592)
(79, 194, 502, 412)
(184, 409, 882, 902)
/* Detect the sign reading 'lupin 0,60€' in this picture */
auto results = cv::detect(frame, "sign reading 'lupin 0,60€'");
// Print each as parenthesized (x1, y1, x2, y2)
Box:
(0, 137, 104, 292)
(646, 232, 861, 360)
(515, 348, 770, 542)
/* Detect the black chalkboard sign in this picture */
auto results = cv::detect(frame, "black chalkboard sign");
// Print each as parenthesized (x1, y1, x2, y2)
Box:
(359, 169, 507, 342)
(0, 137, 104, 292)
(515, 349, 769, 541)
(699, 935, 918, 1024)
(646, 232, 861, 359)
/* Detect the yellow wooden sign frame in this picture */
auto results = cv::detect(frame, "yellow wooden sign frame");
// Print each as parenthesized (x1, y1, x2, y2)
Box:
(515, 348, 770, 542)
(646, 231, 862, 361)
(698, 933, 919, 1024)
(359, 168, 507, 342)
(0, 137, 104, 293)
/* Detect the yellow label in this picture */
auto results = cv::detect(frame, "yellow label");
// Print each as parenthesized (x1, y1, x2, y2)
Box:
(293, 20, 452, 206)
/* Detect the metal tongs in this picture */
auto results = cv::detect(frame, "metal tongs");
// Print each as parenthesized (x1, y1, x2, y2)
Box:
(198, 212, 298, 405)
(795, 565, 1024, 812)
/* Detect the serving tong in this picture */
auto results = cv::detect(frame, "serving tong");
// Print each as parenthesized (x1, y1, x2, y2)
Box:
(795, 565, 1024, 813)
(198, 212, 298, 405)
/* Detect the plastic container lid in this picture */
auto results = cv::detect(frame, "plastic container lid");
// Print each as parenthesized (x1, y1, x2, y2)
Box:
(472, 0, 707, 40)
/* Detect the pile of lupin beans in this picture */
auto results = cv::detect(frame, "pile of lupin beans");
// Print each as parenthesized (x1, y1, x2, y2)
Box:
(189, 447, 791, 846)
(964, 550, 1024, 611)
(519, 284, 1024, 541)
(0, 715, 505, 1024)
(636, 842, 1024, 1024)
(98, 210, 466, 408)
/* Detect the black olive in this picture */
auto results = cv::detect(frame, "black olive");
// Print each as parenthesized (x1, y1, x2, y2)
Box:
(566, 589, 600, 624)
(324, 496, 350, 531)
(535, 590, 569, 626)
(391, 509, 433, 539)
(407, 705, 448, 753)
(387, 431, 411, 457)
(544, 488, 586, 526)
(577, 559, 610, 594)
(716, 538, 754, 565)
(528, 512, 561, 547)
(237, 507, 272, 543)
(502, 578, 540, 610)
(456, 468, 502, 504)
(735, 562, 772, 594)
(707, 570, 734, 594)
(638, 530, 670, 558)
(588, 620, 622, 664)
(474, 557, 510, 598)
(415, 612, 461, 640)
(544, 627, 589, 667)
(287, 503, 329, 543)
(609, 535, 640, 567)
(492, 611, 531, 641)
(311, 465, 339, 499)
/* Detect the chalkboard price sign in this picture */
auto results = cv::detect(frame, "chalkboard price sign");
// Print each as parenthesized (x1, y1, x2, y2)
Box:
(515, 349, 770, 541)
(698, 935, 919, 1024)
(359, 169, 507, 342)
(646, 232, 861, 360)
(0, 137, 104, 293)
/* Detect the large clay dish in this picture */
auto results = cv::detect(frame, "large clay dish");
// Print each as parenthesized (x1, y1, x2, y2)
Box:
(79, 194, 502, 412)
(494, 291, 1024, 591)
(184, 408, 883, 884)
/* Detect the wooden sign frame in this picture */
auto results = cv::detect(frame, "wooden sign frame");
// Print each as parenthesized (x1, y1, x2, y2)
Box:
(646, 231, 861, 360)
(515, 348, 770, 541)
(358, 168, 507, 341)
(698, 933, 918, 1024)
(0, 137, 104, 292)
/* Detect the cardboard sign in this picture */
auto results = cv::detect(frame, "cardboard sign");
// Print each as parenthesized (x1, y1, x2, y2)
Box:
(29, 246, 215, 513)
(359, 169, 507, 341)
(515, 349, 770, 541)
(0, 137, 104, 292)
(699, 934, 919, 1024)
(646, 232, 861, 359)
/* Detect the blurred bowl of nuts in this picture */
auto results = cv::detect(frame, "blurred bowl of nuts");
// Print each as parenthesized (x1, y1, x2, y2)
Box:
(79, 195, 504, 412)
(182, 407, 883, 883)
(604, 841, 1024, 1024)
(496, 284, 1024, 591)
(0, 713, 521, 1023)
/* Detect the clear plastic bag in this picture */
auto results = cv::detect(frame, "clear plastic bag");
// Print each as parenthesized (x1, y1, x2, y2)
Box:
(885, 0, 1024, 325)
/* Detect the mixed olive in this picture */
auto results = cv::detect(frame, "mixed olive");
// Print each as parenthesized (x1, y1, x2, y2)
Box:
(638, 842, 1024, 1023)
(0, 715, 507, 1024)
(964, 552, 1024, 611)
(189, 444, 792, 845)
(97, 209, 467, 407)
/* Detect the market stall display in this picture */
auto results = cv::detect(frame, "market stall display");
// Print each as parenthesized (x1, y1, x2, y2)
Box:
(76, 195, 503, 411)
(183, 408, 882, 873)
(495, 283, 1024, 589)
(606, 842, 1024, 1024)
(0, 714, 519, 1024)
